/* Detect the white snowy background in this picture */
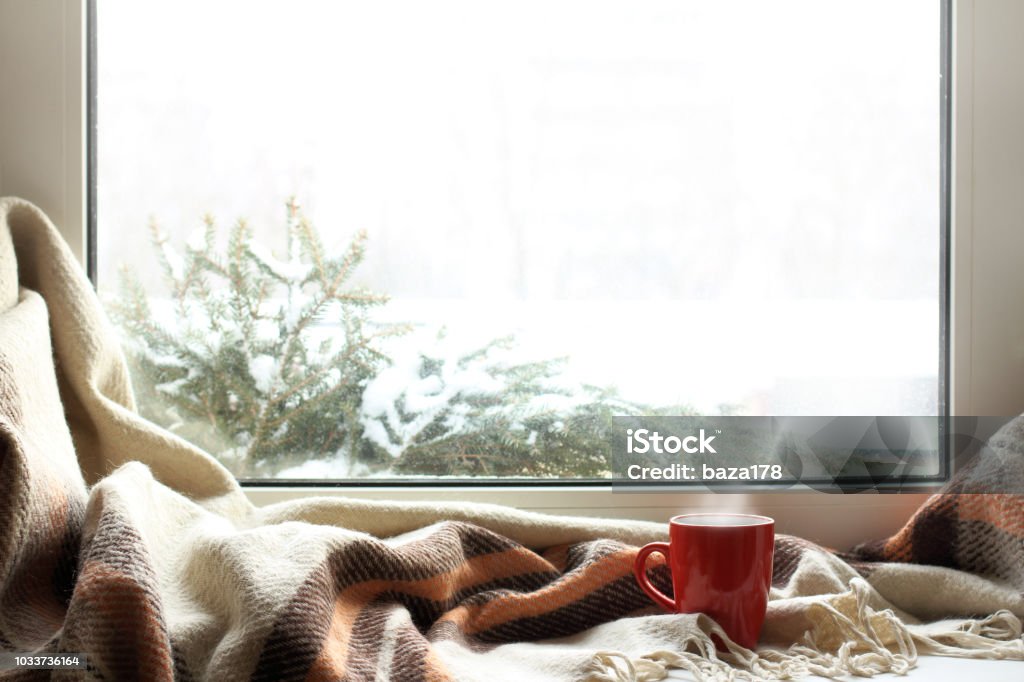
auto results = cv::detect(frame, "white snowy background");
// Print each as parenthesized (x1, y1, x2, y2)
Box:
(96, 0, 941, 477)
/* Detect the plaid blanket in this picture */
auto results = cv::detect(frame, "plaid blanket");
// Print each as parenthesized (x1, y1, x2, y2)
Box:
(1, 197, 1022, 681)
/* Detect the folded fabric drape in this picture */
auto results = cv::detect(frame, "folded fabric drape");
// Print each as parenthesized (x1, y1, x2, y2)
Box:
(1, 197, 1021, 681)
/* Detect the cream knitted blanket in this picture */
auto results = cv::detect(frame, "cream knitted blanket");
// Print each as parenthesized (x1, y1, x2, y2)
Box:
(1, 197, 1022, 681)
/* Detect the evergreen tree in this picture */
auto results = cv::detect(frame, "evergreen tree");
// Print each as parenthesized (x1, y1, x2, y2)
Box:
(112, 200, 685, 477)
(359, 333, 648, 477)
(112, 199, 402, 476)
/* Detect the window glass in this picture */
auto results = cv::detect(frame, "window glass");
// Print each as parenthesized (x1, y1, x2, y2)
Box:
(96, 0, 942, 479)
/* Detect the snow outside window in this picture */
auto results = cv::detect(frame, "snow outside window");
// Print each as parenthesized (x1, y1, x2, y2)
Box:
(95, 0, 943, 481)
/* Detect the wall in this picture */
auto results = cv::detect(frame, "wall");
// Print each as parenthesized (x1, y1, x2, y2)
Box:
(953, 0, 1024, 416)
(0, 0, 86, 260)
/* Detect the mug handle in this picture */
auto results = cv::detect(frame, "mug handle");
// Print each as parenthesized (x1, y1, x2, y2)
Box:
(633, 542, 676, 611)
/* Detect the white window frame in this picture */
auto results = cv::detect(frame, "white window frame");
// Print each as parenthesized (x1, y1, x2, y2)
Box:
(4, 0, 1021, 548)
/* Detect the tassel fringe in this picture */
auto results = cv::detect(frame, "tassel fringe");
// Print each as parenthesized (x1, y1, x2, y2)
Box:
(585, 579, 1024, 681)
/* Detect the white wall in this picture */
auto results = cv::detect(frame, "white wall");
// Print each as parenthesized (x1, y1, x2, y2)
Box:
(0, 0, 86, 261)
(952, 0, 1024, 416)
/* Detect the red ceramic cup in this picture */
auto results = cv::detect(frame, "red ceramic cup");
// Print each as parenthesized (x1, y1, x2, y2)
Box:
(633, 513, 774, 650)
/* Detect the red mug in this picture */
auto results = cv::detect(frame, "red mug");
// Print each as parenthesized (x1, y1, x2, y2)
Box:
(633, 513, 774, 650)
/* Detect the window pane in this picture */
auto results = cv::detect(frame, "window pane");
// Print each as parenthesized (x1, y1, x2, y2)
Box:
(96, 0, 942, 479)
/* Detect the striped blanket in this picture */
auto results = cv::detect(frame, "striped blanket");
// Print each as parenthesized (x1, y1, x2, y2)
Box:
(1, 197, 1022, 680)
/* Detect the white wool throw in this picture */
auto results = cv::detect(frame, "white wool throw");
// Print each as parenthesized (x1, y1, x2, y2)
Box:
(0, 197, 1022, 680)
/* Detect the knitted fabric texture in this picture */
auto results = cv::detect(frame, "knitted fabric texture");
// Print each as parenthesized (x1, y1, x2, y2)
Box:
(1, 198, 1022, 680)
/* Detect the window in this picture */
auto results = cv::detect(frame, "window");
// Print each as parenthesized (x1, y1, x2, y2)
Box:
(93, 0, 948, 483)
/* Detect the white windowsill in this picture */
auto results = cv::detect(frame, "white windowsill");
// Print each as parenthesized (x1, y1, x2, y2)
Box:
(243, 485, 933, 549)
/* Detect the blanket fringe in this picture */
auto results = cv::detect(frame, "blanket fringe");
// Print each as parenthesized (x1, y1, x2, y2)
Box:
(585, 579, 1024, 681)
(911, 610, 1024, 660)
